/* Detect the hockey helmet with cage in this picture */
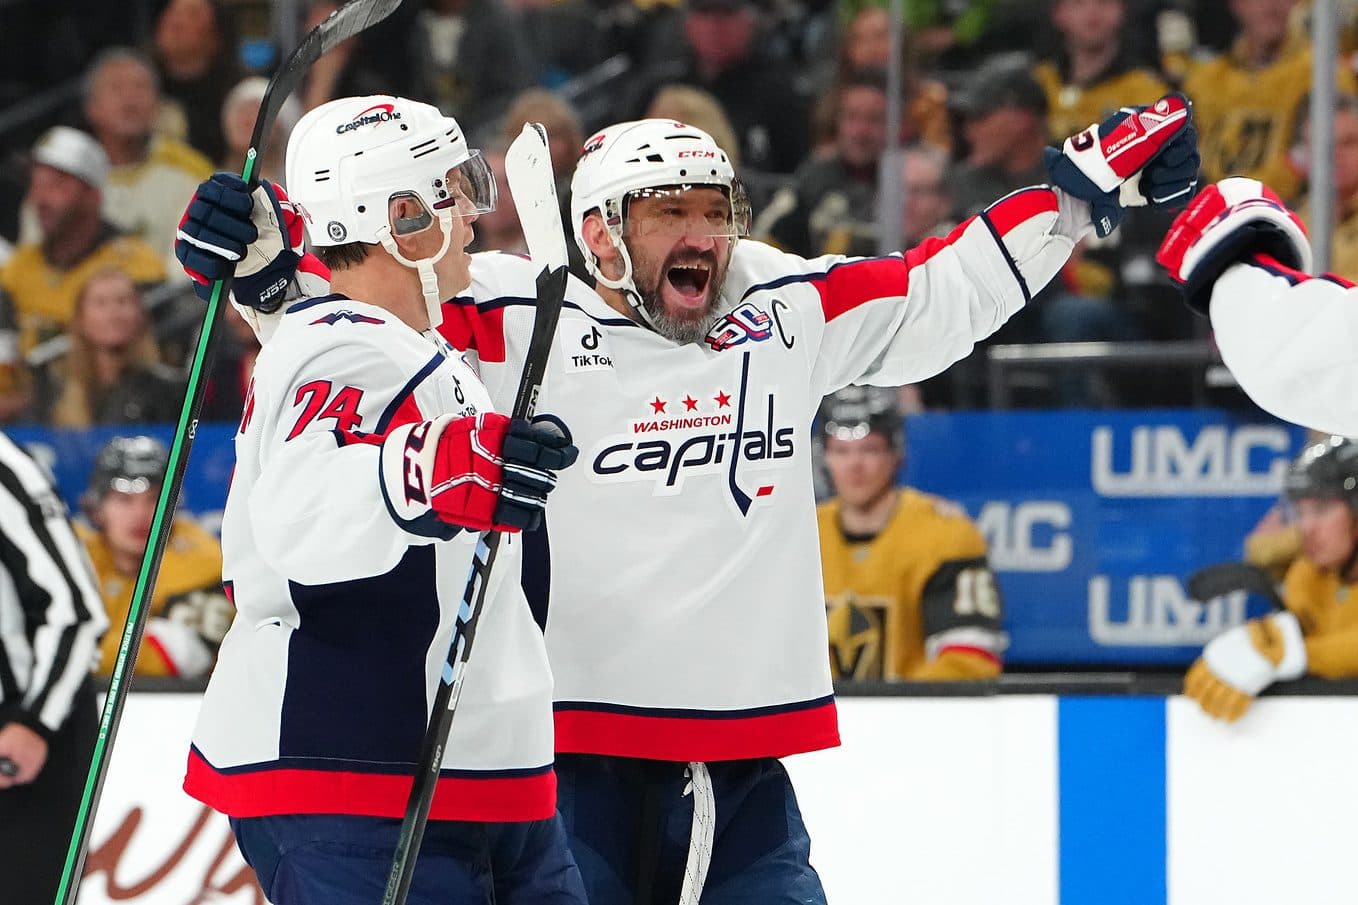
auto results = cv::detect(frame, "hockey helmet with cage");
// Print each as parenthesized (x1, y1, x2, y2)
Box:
(285, 95, 496, 328)
(82, 435, 169, 517)
(1285, 436, 1358, 508)
(569, 119, 749, 328)
(818, 386, 904, 451)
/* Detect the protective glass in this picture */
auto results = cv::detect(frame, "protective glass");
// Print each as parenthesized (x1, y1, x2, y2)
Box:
(623, 182, 750, 241)
(387, 151, 497, 236)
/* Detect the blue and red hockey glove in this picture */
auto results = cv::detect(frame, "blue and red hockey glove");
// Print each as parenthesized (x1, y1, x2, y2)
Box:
(1045, 92, 1200, 238)
(1156, 177, 1312, 314)
(175, 172, 303, 313)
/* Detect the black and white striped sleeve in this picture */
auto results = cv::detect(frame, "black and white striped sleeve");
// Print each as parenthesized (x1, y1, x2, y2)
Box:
(0, 433, 106, 738)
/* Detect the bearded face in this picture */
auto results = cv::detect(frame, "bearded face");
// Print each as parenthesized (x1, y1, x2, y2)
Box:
(618, 186, 737, 345)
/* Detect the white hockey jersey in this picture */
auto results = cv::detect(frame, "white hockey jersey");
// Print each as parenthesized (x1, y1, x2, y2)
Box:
(1208, 253, 1358, 436)
(283, 186, 1080, 762)
(184, 294, 556, 822)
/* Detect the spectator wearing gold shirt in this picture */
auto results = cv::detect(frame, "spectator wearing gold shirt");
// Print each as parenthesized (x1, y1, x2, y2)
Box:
(0, 128, 164, 357)
(1182, 0, 1356, 203)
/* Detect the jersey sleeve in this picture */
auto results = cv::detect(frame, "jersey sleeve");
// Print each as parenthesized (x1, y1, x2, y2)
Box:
(912, 553, 1006, 679)
(247, 324, 449, 585)
(795, 186, 1081, 397)
(1210, 255, 1358, 436)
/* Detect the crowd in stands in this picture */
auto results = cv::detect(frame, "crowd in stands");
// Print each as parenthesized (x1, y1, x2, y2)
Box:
(3, 0, 1358, 685)
(5, 0, 1358, 425)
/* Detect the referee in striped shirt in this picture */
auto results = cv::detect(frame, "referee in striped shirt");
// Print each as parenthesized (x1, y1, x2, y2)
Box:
(0, 431, 107, 902)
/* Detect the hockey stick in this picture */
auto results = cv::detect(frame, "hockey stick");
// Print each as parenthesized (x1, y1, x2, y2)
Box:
(52, 3, 406, 902)
(1185, 562, 1284, 609)
(382, 122, 570, 905)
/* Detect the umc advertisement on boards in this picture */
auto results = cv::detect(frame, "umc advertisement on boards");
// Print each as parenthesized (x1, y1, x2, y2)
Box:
(13, 409, 1306, 668)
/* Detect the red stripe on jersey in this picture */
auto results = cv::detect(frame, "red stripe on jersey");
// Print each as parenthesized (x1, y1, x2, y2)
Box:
(383, 394, 424, 434)
(553, 699, 840, 761)
(440, 302, 508, 363)
(184, 749, 556, 822)
(814, 258, 910, 323)
(983, 187, 1059, 236)
(335, 429, 385, 447)
(1254, 253, 1358, 289)
(813, 212, 995, 323)
(937, 645, 1002, 667)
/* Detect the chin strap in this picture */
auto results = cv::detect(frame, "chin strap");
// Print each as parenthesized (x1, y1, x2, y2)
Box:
(378, 208, 456, 330)
(592, 230, 664, 332)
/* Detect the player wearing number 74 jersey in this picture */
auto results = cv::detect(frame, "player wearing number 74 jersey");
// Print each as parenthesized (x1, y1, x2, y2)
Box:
(178, 96, 1198, 903)
(179, 96, 585, 905)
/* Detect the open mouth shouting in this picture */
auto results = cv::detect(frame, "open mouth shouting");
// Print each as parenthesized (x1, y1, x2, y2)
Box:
(662, 257, 716, 314)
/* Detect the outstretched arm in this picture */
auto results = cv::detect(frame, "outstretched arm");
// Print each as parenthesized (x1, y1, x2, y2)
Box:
(804, 94, 1199, 396)
(1157, 177, 1358, 436)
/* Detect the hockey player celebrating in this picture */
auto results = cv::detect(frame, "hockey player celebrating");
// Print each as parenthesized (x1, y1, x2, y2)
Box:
(177, 100, 1198, 903)
(1157, 176, 1358, 435)
(1186, 436, 1358, 722)
(179, 97, 585, 905)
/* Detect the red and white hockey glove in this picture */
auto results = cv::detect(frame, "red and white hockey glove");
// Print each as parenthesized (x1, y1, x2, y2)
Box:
(1045, 92, 1199, 238)
(175, 172, 304, 314)
(1156, 177, 1312, 315)
(381, 413, 578, 537)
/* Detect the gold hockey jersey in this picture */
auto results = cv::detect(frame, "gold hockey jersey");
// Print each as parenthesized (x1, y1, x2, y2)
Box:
(1281, 556, 1358, 678)
(1183, 42, 1357, 202)
(79, 518, 231, 677)
(818, 488, 1004, 681)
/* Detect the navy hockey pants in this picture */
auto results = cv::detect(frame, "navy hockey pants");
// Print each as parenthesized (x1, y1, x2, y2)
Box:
(230, 811, 586, 904)
(556, 754, 827, 905)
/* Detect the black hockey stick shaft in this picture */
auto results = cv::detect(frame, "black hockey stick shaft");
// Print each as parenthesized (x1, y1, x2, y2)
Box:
(383, 263, 568, 905)
(1185, 562, 1285, 609)
(53, 3, 405, 902)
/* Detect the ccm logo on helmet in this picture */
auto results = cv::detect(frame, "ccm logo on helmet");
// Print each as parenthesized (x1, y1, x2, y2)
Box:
(676, 150, 718, 159)
(580, 134, 606, 158)
(337, 103, 402, 134)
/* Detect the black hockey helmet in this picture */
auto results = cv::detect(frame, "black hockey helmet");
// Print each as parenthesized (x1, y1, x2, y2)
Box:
(83, 435, 168, 516)
(818, 385, 904, 451)
(1284, 436, 1358, 507)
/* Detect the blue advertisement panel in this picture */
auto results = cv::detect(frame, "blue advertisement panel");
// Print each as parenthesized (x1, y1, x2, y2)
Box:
(6, 409, 1311, 667)
(904, 410, 1311, 665)
(6, 424, 236, 533)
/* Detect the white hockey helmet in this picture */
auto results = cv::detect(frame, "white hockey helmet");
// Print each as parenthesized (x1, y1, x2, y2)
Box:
(285, 95, 495, 328)
(569, 120, 746, 326)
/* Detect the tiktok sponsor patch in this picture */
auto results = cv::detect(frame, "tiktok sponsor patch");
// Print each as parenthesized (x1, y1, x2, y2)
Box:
(564, 325, 615, 373)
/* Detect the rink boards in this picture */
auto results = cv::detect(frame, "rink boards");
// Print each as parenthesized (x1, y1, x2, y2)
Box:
(78, 689, 1358, 905)
(8, 410, 1311, 670)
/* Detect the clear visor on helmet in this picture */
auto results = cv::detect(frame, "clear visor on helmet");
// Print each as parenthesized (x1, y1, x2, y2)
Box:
(622, 181, 750, 241)
(387, 151, 497, 236)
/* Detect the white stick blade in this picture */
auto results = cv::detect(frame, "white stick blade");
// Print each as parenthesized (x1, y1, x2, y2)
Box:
(505, 122, 570, 272)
